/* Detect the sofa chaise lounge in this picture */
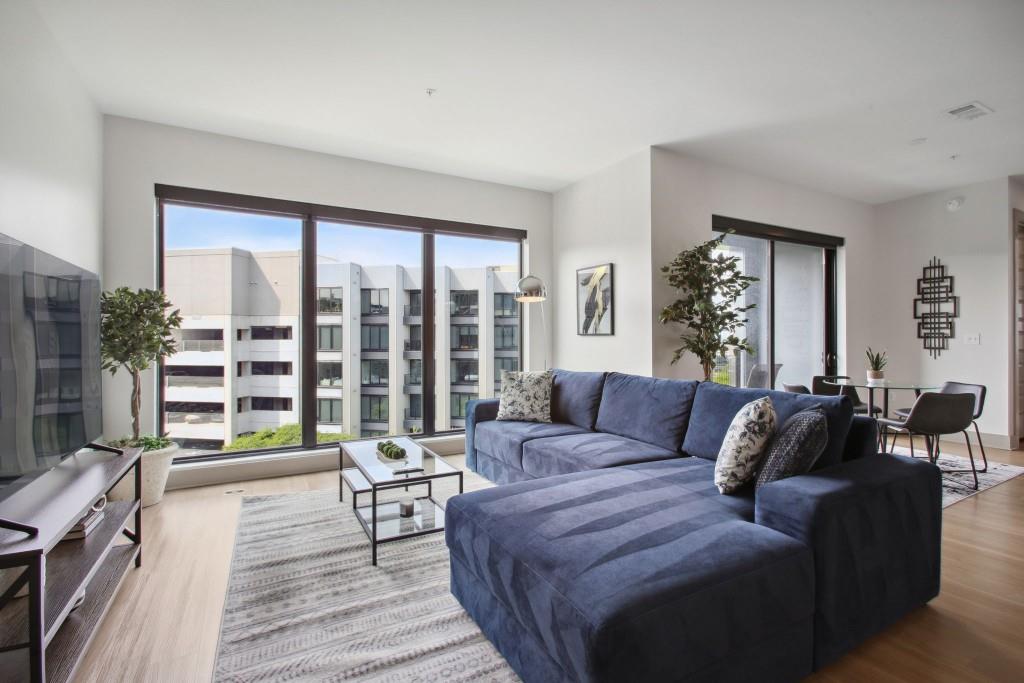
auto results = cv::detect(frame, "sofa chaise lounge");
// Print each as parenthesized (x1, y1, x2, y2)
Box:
(446, 370, 942, 682)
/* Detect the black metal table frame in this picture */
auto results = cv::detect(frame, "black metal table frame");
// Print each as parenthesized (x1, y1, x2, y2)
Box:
(339, 447, 463, 566)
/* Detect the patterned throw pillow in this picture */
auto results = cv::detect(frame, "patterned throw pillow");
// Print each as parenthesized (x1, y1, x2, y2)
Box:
(714, 397, 776, 494)
(497, 370, 554, 423)
(755, 407, 828, 490)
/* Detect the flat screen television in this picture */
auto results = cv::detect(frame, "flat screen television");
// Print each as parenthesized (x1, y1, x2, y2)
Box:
(0, 232, 103, 492)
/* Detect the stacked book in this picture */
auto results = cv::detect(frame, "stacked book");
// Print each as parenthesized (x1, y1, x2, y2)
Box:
(63, 507, 105, 541)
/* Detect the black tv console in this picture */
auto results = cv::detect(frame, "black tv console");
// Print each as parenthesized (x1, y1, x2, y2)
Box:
(0, 447, 142, 682)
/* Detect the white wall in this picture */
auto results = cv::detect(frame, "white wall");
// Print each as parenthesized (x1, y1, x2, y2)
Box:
(0, 1, 102, 272)
(102, 116, 552, 438)
(649, 148, 877, 382)
(552, 150, 653, 375)
(873, 178, 1013, 445)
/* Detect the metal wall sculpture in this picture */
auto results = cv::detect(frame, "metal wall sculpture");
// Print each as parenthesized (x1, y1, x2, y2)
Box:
(914, 256, 958, 358)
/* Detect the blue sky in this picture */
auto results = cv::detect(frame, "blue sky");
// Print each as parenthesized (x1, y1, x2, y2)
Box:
(165, 204, 518, 269)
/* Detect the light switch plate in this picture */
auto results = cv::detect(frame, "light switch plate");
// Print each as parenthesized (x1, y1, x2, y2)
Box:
(964, 334, 981, 345)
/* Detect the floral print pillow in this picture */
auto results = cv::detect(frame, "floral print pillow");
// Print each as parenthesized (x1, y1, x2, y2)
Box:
(714, 397, 777, 494)
(497, 370, 554, 423)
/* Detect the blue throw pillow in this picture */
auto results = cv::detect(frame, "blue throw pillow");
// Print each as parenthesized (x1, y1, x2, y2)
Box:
(755, 407, 828, 490)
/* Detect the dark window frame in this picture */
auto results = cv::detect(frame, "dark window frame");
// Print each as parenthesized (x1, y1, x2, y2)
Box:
(157, 184, 525, 463)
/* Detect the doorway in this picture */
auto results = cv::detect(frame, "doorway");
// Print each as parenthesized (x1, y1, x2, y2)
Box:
(712, 215, 841, 390)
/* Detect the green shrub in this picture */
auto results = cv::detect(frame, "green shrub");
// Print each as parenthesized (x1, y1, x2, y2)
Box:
(108, 434, 174, 452)
(221, 424, 353, 452)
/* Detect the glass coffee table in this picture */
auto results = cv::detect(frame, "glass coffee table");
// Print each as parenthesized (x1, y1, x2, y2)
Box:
(339, 437, 462, 565)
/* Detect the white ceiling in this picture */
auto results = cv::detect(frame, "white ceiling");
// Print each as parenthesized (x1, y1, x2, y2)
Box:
(33, 0, 1024, 204)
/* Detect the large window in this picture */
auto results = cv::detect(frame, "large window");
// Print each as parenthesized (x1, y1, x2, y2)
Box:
(318, 361, 343, 386)
(318, 325, 343, 351)
(361, 324, 388, 351)
(159, 186, 523, 459)
(361, 359, 389, 386)
(318, 287, 343, 313)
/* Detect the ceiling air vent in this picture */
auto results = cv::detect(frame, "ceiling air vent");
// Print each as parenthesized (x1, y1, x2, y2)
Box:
(945, 101, 994, 121)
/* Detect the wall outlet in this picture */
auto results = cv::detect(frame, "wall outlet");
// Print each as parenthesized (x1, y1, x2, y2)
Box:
(964, 333, 981, 345)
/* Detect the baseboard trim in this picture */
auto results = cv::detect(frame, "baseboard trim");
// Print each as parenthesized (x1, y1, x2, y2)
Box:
(936, 431, 1012, 450)
(165, 434, 466, 491)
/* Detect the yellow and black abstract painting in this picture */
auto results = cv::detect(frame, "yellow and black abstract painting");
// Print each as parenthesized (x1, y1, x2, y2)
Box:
(576, 263, 614, 335)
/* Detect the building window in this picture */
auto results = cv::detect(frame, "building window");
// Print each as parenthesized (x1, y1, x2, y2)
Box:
(406, 290, 422, 317)
(361, 359, 389, 386)
(361, 288, 389, 315)
(494, 357, 519, 377)
(251, 361, 292, 376)
(317, 361, 343, 386)
(164, 365, 224, 387)
(251, 397, 292, 411)
(451, 393, 477, 418)
(405, 325, 421, 351)
(174, 328, 224, 352)
(451, 325, 478, 350)
(236, 328, 246, 341)
(251, 326, 292, 340)
(361, 395, 389, 422)
(494, 293, 517, 317)
(451, 359, 479, 384)
(361, 324, 388, 351)
(406, 359, 422, 385)
(165, 401, 224, 424)
(317, 286, 343, 313)
(318, 325, 343, 351)
(237, 361, 247, 377)
(495, 325, 518, 350)
(317, 398, 342, 424)
(407, 394, 423, 419)
(236, 397, 249, 413)
(450, 290, 479, 316)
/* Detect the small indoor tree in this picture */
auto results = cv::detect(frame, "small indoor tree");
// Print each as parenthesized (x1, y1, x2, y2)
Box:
(659, 233, 758, 381)
(100, 287, 182, 442)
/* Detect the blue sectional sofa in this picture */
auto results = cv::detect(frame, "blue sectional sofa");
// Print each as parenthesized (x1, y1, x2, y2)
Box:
(447, 370, 942, 682)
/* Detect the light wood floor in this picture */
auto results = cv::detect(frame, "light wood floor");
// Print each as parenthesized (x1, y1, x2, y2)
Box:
(76, 443, 1024, 682)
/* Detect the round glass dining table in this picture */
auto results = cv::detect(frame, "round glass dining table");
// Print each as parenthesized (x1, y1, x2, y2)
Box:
(824, 379, 939, 419)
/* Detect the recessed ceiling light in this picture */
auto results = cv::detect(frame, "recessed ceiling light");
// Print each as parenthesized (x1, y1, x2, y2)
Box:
(945, 101, 994, 121)
(909, 137, 928, 145)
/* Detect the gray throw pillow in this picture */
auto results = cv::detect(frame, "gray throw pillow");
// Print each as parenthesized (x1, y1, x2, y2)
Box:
(714, 397, 776, 494)
(755, 407, 828, 490)
(497, 370, 553, 423)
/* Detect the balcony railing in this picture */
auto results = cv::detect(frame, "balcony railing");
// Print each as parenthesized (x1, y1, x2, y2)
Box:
(404, 339, 422, 351)
(404, 408, 423, 420)
(317, 378, 343, 387)
(178, 339, 224, 352)
(166, 376, 224, 388)
(451, 375, 479, 385)
(404, 373, 422, 386)
(361, 415, 388, 424)
(318, 301, 343, 314)
(404, 304, 422, 317)
(450, 304, 479, 316)
(166, 411, 224, 424)
(451, 340, 479, 350)
(494, 309, 518, 318)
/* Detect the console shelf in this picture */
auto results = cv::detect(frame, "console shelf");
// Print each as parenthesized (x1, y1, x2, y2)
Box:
(0, 447, 142, 682)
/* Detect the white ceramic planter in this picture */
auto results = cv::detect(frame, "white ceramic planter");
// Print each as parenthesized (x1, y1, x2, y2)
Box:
(866, 370, 885, 382)
(108, 443, 179, 507)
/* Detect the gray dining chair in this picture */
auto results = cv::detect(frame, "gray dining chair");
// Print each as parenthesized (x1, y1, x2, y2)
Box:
(783, 383, 810, 394)
(878, 392, 980, 489)
(893, 381, 987, 473)
(811, 375, 880, 416)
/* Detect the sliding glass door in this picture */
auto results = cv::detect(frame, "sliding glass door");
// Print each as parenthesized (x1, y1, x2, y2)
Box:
(158, 185, 525, 460)
(713, 216, 839, 390)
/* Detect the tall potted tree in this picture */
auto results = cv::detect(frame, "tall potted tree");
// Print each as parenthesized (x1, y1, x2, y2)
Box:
(659, 233, 758, 381)
(102, 287, 183, 507)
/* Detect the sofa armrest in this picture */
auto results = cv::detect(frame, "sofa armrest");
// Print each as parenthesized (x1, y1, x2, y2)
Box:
(755, 453, 941, 669)
(841, 415, 878, 462)
(465, 398, 500, 472)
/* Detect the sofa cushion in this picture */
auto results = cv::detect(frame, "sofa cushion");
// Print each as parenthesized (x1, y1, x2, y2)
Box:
(445, 459, 813, 682)
(473, 420, 588, 471)
(594, 373, 699, 452)
(521, 432, 679, 479)
(683, 382, 853, 469)
(497, 370, 553, 422)
(551, 369, 606, 429)
(756, 407, 829, 489)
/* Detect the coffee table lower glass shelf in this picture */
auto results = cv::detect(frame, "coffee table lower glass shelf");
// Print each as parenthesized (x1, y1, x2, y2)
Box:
(339, 437, 462, 565)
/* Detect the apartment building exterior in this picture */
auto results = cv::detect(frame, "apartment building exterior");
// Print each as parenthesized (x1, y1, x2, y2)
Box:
(162, 247, 520, 452)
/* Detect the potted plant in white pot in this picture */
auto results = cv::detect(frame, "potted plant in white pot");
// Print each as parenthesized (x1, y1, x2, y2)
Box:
(101, 287, 183, 507)
(866, 347, 888, 383)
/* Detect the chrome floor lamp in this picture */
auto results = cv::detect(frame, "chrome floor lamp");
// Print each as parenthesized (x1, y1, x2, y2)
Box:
(515, 275, 547, 369)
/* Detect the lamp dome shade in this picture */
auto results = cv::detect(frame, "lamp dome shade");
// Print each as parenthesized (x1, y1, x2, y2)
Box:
(515, 275, 547, 302)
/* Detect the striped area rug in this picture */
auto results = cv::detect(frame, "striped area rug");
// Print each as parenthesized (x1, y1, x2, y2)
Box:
(213, 463, 518, 682)
(889, 446, 1024, 507)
